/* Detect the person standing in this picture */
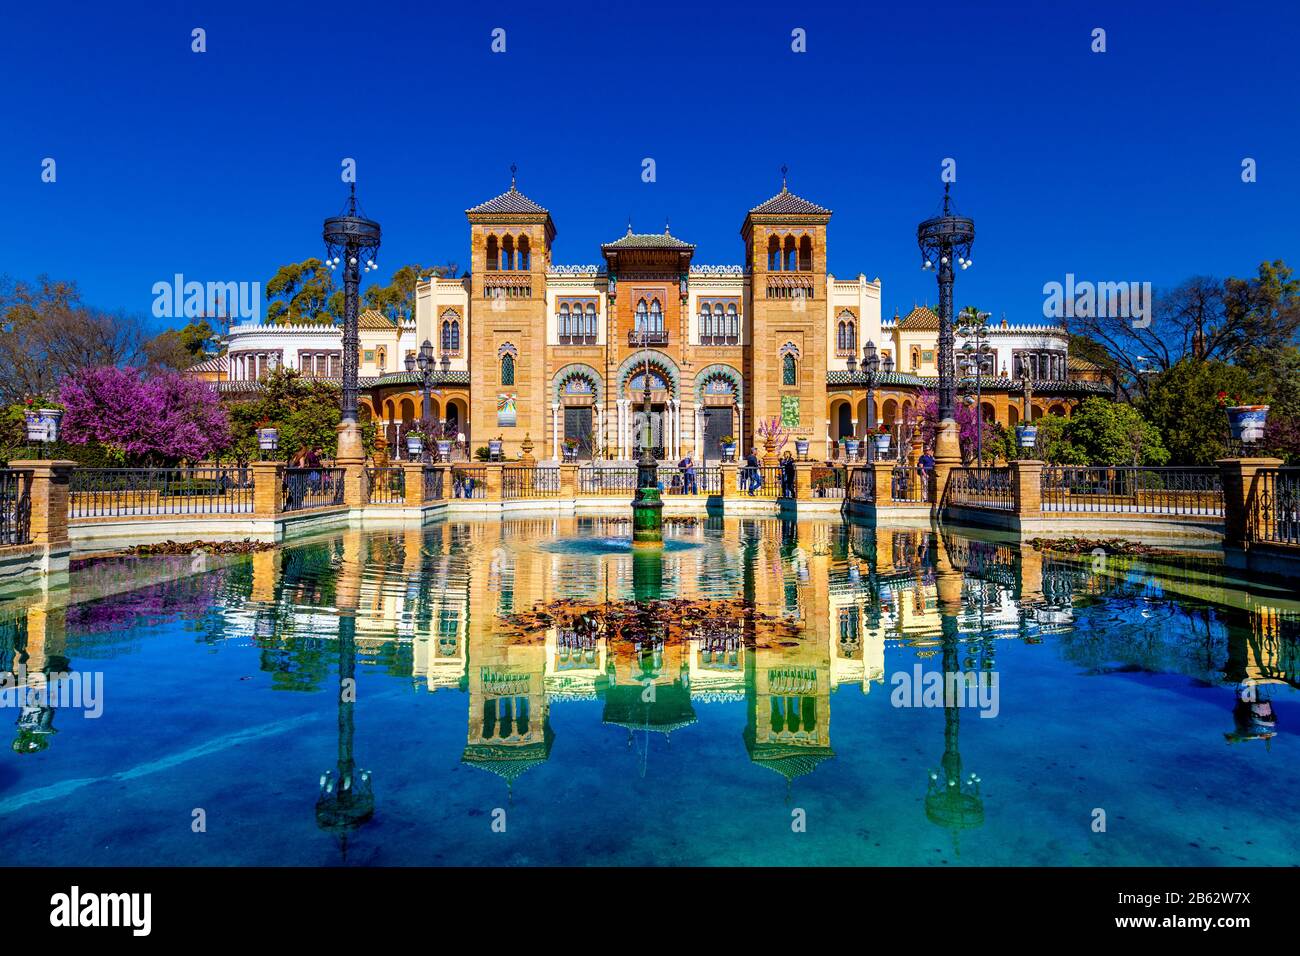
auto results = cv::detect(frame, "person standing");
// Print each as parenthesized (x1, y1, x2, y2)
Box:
(779, 451, 796, 498)
(917, 449, 936, 502)
(744, 450, 761, 496)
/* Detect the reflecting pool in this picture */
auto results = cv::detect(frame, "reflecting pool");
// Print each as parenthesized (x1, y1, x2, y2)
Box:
(1, 516, 1298, 866)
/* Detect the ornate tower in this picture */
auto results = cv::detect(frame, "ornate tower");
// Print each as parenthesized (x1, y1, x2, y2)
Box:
(465, 167, 555, 456)
(741, 169, 832, 455)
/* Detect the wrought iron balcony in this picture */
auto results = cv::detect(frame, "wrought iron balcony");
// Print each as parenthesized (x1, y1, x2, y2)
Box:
(629, 329, 668, 347)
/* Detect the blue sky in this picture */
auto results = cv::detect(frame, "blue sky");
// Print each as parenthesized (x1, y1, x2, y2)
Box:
(2, 1, 1296, 331)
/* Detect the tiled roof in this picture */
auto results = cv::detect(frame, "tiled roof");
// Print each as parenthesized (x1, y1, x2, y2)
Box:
(1067, 356, 1106, 371)
(188, 353, 228, 373)
(897, 306, 940, 330)
(601, 228, 695, 251)
(748, 187, 831, 216)
(466, 184, 549, 215)
(359, 309, 397, 330)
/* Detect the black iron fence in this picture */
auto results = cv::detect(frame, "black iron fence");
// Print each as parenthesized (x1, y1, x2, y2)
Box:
(423, 466, 444, 501)
(738, 463, 781, 498)
(365, 467, 406, 505)
(283, 467, 345, 512)
(503, 466, 561, 499)
(948, 467, 1015, 511)
(1249, 467, 1300, 546)
(0, 469, 32, 545)
(891, 464, 929, 503)
(811, 466, 847, 499)
(578, 466, 637, 495)
(451, 466, 486, 499)
(1041, 466, 1223, 516)
(846, 467, 874, 502)
(657, 465, 721, 495)
(70, 467, 253, 518)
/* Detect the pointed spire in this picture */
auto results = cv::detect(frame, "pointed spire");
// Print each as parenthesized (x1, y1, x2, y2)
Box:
(626, 217, 633, 236)
(509, 163, 517, 189)
(780, 164, 789, 192)
(664, 217, 671, 236)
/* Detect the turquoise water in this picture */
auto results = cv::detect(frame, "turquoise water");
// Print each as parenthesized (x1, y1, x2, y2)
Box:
(0, 516, 1297, 866)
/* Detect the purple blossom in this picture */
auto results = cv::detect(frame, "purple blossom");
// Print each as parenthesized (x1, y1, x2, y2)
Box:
(60, 366, 231, 463)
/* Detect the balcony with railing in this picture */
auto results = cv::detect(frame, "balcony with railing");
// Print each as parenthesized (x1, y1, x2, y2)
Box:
(628, 328, 668, 347)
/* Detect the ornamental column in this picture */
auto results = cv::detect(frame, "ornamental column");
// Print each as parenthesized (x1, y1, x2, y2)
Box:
(551, 402, 560, 460)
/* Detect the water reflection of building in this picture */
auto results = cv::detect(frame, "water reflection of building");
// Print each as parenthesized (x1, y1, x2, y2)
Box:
(464, 625, 553, 789)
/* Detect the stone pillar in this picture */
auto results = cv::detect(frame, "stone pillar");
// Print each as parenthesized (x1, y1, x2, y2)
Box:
(721, 464, 739, 498)
(252, 461, 284, 517)
(559, 463, 579, 498)
(402, 462, 426, 508)
(794, 461, 815, 500)
(481, 463, 503, 501)
(872, 460, 895, 503)
(24, 461, 75, 571)
(551, 403, 560, 460)
(1219, 457, 1284, 549)
(1011, 459, 1044, 518)
(930, 418, 962, 507)
(336, 420, 368, 509)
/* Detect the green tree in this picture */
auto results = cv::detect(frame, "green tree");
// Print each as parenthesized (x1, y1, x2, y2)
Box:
(1061, 397, 1168, 465)
(1139, 359, 1253, 464)
(143, 319, 218, 370)
(224, 367, 374, 463)
(265, 259, 340, 325)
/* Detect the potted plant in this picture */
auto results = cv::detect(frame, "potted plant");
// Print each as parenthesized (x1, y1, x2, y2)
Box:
(22, 398, 63, 444)
(845, 435, 861, 459)
(256, 424, 279, 459)
(1016, 422, 1038, 450)
(872, 423, 891, 455)
(405, 429, 428, 459)
(795, 436, 810, 459)
(1218, 391, 1269, 443)
(488, 436, 504, 460)
(562, 437, 579, 462)
(720, 435, 736, 461)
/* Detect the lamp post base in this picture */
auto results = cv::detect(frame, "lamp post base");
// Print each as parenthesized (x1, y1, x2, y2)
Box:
(631, 488, 663, 544)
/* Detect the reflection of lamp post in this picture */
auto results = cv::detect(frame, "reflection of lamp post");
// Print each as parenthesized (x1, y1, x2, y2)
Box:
(323, 184, 381, 462)
(405, 338, 437, 462)
(631, 325, 663, 544)
(918, 183, 975, 458)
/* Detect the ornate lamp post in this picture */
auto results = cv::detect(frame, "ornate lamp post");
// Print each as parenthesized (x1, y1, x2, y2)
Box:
(861, 340, 895, 461)
(917, 183, 975, 462)
(405, 338, 437, 462)
(323, 184, 381, 464)
(957, 310, 994, 463)
(631, 327, 663, 545)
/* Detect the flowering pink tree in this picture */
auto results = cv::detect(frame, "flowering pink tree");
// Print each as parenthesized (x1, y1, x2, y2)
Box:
(60, 366, 231, 464)
(917, 390, 999, 464)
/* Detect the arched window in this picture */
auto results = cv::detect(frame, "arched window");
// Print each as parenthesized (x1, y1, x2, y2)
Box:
(784, 235, 797, 272)
(782, 352, 797, 385)
(798, 235, 813, 271)
(501, 235, 514, 271)
(441, 313, 461, 353)
(485, 235, 499, 272)
(767, 235, 781, 271)
(911, 346, 920, 370)
(500, 351, 515, 386)
(585, 303, 597, 339)
(726, 303, 738, 342)
(649, 298, 663, 332)
(700, 303, 712, 343)
(517, 235, 530, 270)
(559, 304, 570, 339)
(635, 298, 648, 331)
(376, 346, 386, 370)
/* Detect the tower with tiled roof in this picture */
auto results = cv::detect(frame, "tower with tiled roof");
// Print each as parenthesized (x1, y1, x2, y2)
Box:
(465, 166, 554, 450)
(741, 168, 832, 457)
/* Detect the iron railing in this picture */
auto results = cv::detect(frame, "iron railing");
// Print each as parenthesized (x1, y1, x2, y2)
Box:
(948, 467, 1015, 511)
(657, 465, 721, 495)
(1249, 467, 1300, 546)
(1041, 466, 1223, 515)
(0, 469, 32, 545)
(891, 463, 929, 503)
(846, 467, 874, 502)
(811, 466, 847, 499)
(70, 467, 253, 518)
(423, 466, 444, 501)
(283, 467, 345, 512)
(451, 466, 486, 499)
(365, 467, 406, 505)
(578, 466, 637, 495)
(738, 463, 781, 498)
(503, 466, 561, 499)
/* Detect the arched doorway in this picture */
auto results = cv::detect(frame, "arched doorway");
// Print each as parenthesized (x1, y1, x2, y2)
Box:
(695, 365, 741, 461)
